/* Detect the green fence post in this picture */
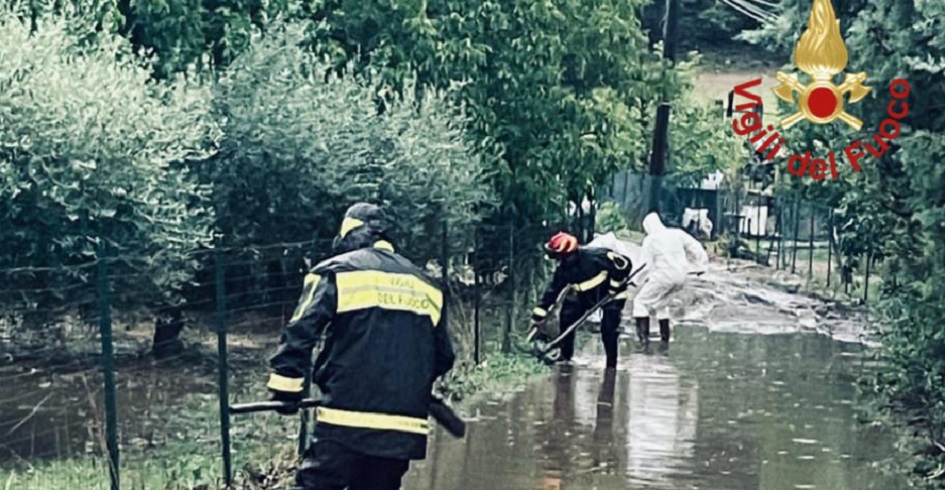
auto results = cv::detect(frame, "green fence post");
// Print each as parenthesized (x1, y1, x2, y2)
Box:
(441, 209, 449, 333)
(808, 203, 815, 280)
(298, 370, 311, 456)
(826, 208, 833, 288)
(473, 237, 481, 365)
(778, 198, 785, 270)
(756, 195, 762, 262)
(215, 243, 233, 486)
(297, 237, 319, 456)
(503, 222, 514, 353)
(864, 251, 872, 303)
(791, 197, 800, 274)
(97, 240, 120, 490)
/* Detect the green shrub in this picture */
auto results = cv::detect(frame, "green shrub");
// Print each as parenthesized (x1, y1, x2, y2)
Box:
(595, 201, 631, 235)
(205, 24, 493, 267)
(0, 9, 215, 330)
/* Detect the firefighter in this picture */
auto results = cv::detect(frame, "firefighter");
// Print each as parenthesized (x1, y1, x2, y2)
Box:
(530, 232, 633, 368)
(266, 203, 456, 490)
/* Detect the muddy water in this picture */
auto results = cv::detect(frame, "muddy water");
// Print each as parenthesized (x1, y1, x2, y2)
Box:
(405, 264, 901, 489)
(0, 359, 216, 464)
(406, 330, 898, 490)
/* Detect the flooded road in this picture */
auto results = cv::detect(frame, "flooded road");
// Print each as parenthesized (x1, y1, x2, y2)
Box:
(406, 331, 899, 490)
(0, 262, 905, 489)
(405, 264, 902, 490)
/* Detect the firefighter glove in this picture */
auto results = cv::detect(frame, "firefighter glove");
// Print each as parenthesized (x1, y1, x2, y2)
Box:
(270, 389, 302, 416)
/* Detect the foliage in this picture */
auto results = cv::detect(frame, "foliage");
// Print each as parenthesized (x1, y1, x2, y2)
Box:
(8, 0, 287, 78)
(745, 0, 945, 484)
(666, 96, 743, 188)
(642, 0, 763, 52)
(0, 9, 215, 327)
(302, 0, 671, 225)
(206, 24, 492, 266)
(595, 201, 632, 235)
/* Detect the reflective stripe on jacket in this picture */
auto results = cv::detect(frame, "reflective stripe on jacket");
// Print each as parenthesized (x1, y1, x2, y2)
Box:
(268, 241, 455, 460)
(532, 247, 632, 322)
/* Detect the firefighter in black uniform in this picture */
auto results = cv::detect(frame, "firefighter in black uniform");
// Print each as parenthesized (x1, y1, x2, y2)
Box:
(266, 203, 455, 490)
(530, 232, 633, 368)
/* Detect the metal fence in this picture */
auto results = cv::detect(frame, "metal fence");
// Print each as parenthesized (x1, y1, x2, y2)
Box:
(0, 216, 557, 489)
(720, 190, 877, 304)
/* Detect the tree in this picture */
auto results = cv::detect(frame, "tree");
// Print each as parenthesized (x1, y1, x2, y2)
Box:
(743, 0, 945, 483)
(0, 8, 216, 355)
(203, 24, 492, 302)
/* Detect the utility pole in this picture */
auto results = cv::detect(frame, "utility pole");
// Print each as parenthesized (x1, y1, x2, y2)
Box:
(648, 0, 681, 212)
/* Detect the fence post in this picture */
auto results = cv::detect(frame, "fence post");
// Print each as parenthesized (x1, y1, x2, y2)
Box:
(778, 197, 785, 270)
(298, 238, 319, 455)
(864, 250, 872, 303)
(791, 197, 800, 274)
(441, 211, 449, 336)
(755, 195, 761, 263)
(473, 236, 481, 365)
(733, 191, 741, 259)
(808, 203, 815, 280)
(97, 240, 120, 490)
(826, 208, 833, 288)
(503, 223, 514, 353)
(214, 243, 233, 486)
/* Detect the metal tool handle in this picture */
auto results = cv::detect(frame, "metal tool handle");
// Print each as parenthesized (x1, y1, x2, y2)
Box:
(229, 397, 467, 438)
(230, 398, 321, 414)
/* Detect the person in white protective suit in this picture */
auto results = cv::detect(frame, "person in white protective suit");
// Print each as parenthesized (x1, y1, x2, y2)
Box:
(633, 212, 709, 344)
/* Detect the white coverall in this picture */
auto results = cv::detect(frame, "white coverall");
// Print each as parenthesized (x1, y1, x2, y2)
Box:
(631, 212, 709, 320)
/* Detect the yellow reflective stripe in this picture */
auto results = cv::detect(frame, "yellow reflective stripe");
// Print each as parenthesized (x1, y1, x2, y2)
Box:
(532, 307, 548, 318)
(335, 270, 443, 325)
(609, 279, 623, 288)
(573, 271, 607, 292)
(374, 240, 394, 252)
(317, 407, 430, 435)
(339, 217, 365, 238)
(607, 252, 630, 270)
(267, 373, 304, 393)
(613, 290, 630, 300)
(289, 273, 322, 323)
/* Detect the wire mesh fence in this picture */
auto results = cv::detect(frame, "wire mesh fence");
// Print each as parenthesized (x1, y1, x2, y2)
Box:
(721, 190, 878, 304)
(0, 211, 563, 489)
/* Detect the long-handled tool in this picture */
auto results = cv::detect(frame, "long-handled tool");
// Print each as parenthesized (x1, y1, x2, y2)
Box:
(524, 285, 575, 344)
(229, 394, 466, 438)
(534, 265, 647, 358)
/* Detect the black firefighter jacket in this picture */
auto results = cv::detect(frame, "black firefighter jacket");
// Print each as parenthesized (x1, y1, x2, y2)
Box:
(268, 241, 455, 460)
(531, 247, 634, 322)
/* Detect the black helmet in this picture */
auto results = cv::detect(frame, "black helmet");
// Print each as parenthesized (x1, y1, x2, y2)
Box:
(332, 202, 394, 253)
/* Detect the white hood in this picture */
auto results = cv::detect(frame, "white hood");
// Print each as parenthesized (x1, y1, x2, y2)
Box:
(642, 212, 667, 235)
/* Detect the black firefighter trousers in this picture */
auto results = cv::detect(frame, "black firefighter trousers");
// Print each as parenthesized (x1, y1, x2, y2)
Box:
(558, 298, 625, 367)
(293, 438, 410, 490)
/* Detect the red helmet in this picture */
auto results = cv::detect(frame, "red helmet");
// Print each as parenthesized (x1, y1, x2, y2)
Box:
(544, 232, 579, 258)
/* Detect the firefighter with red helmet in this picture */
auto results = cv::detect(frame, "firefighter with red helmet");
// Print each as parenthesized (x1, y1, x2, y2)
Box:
(530, 232, 633, 368)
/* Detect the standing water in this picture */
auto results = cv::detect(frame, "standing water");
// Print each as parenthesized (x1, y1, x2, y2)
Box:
(405, 265, 901, 490)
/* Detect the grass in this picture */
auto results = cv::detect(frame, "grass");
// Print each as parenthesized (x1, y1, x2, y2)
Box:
(0, 344, 552, 490)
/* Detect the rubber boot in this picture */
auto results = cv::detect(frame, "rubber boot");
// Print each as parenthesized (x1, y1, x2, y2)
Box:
(659, 319, 671, 342)
(634, 317, 650, 346)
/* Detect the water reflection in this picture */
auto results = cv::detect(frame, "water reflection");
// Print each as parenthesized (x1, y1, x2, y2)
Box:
(590, 368, 618, 473)
(625, 351, 698, 487)
(404, 329, 903, 490)
(539, 368, 575, 490)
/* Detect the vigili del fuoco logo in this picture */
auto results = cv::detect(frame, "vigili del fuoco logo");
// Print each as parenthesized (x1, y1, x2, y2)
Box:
(728, 0, 911, 180)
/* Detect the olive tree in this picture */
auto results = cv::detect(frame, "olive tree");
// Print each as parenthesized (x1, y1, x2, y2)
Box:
(0, 9, 216, 355)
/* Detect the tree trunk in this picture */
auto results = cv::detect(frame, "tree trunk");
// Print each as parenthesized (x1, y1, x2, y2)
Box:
(152, 307, 185, 359)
